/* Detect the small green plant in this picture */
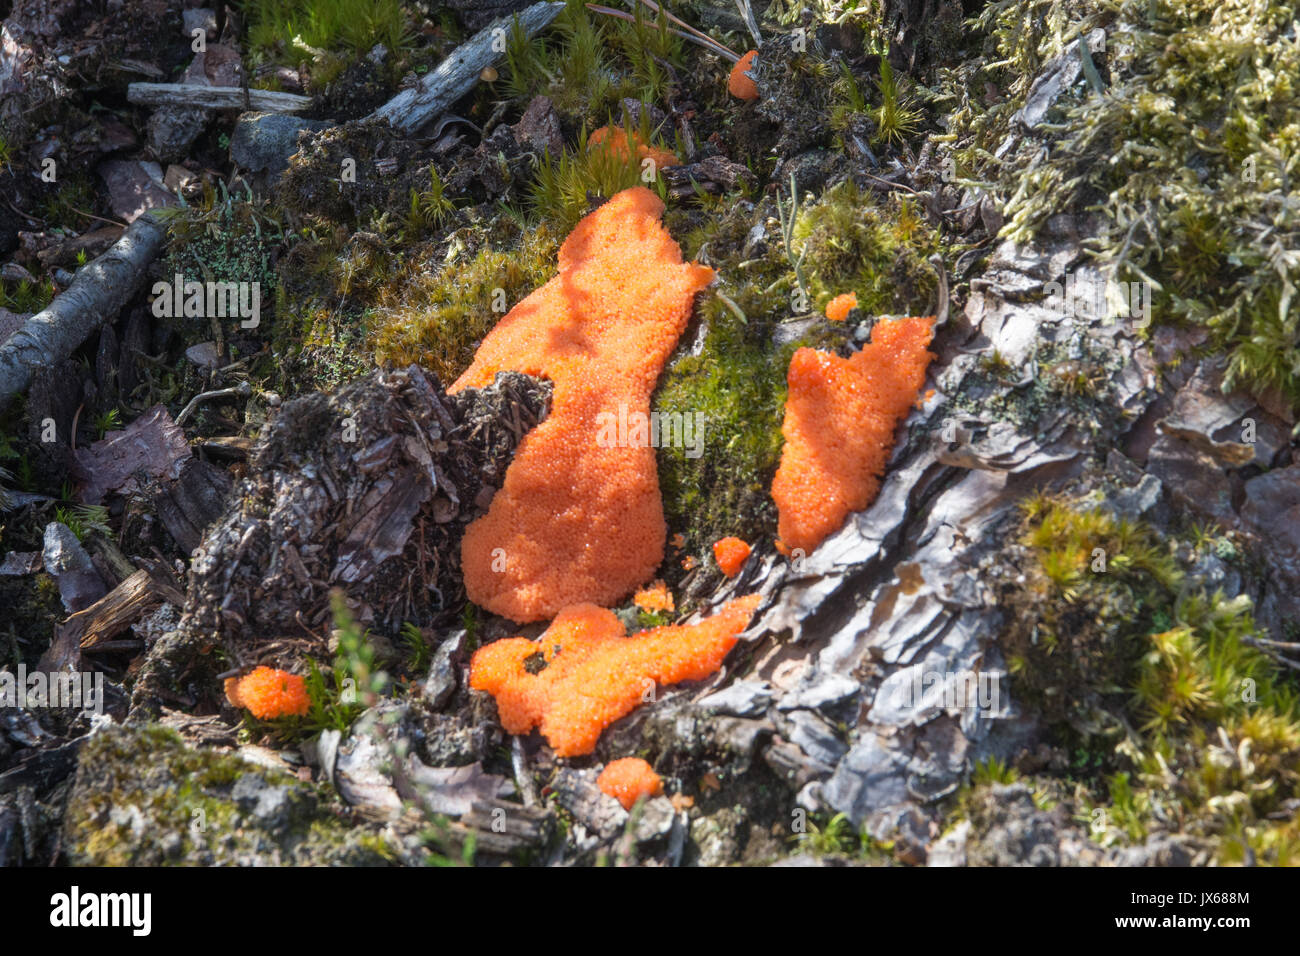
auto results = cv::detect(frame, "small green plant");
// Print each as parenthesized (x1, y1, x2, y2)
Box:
(297, 590, 390, 734)
(793, 811, 893, 861)
(94, 408, 122, 439)
(402, 166, 455, 238)
(873, 59, 921, 146)
(795, 812, 858, 855)
(1, 277, 56, 313)
(528, 121, 659, 233)
(972, 756, 1020, 786)
(401, 620, 431, 673)
(53, 504, 112, 541)
(244, 0, 414, 82)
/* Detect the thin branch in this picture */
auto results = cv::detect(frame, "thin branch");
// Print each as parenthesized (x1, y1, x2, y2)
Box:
(587, 5, 738, 61)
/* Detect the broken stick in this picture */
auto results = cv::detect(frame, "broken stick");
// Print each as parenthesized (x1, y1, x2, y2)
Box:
(369, 1, 564, 135)
(127, 83, 313, 113)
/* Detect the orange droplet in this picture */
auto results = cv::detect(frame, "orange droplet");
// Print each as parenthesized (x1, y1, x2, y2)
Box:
(712, 536, 752, 577)
(825, 292, 858, 322)
(728, 50, 759, 101)
(633, 579, 675, 613)
(598, 757, 663, 810)
(225, 667, 310, 719)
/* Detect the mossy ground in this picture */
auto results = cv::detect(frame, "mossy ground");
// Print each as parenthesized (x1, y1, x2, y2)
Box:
(973, 493, 1300, 865)
(64, 724, 392, 866)
(939, 0, 1300, 418)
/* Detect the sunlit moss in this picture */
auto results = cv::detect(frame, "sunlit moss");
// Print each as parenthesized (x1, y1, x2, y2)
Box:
(369, 219, 559, 385)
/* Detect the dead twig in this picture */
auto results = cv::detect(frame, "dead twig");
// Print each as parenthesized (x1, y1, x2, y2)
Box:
(175, 381, 252, 427)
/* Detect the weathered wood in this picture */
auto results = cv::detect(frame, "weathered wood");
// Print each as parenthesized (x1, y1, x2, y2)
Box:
(126, 82, 313, 113)
(0, 215, 167, 407)
(153, 458, 235, 554)
(369, 2, 564, 135)
(63, 569, 185, 652)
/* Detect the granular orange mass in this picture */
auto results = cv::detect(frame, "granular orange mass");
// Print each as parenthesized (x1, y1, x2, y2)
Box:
(588, 126, 680, 170)
(728, 50, 759, 101)
(469, 594, 761, 756)
(224, 667, 310, 720)
(633, 579, 674, 613)
(825, 292, 858, 322)
(712, 536, 751, 577)
(772, 316, 936, 556)
(449, 187, 715, 622)
(598, 758, 663, 810)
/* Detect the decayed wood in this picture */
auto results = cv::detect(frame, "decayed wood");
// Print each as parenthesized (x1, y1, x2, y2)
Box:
(0, 214, 167, 407)
(152, 458, 236, 555)
(126, 83, 313, 112)
(38, 568, 185, 675)
(62, 569, 186, 651)
(369, 1, 564, 134)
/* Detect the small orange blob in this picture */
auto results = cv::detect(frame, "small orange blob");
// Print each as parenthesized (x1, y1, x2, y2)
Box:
(449, 187, 715, 622)
(772, 316, 936, 556)
(588, 126, 680, 169)
(598, 757, 663, 810)
(681, 555, 699, 571)
(469, 593, 761, 756)
(633, 579, 675, 613)
(728, 50, 759, 101)
(825, 292, 858, 322)
(712, 536, 752, 577)
(224, 666, 310, 719)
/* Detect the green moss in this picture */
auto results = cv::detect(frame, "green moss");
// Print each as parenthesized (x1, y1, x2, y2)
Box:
(369, 216, 559, 384)
(655, 300, 790, 560)
(38, 174, 97, 232)
(243, 0, 414, 89)
(528, 120, 670, 234)
(160, 183, 284, 338)
(998, 493, 1300, 864)
(503, 0, 684, 125)
(0, 277, 55, 313)
(948, 0, 1300, 416)
(64, 723, 390, 866)
(793, 179, 938, 316)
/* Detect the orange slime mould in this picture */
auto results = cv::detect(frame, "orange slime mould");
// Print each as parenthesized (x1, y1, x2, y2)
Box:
(448, 187, 714, 623)
(772, 316, 936, 556)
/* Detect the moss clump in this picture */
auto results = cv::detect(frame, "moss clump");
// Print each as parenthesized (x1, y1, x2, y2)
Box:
(655, 300, 791, 563)
(0, 277, 56, 313)
(369, 216, 559, 385)
(503, 0, 684, 126)
(792, 179, 938, 316)
(243, 0, 415, 90)
(997, 494, 1300, 864)
(1002, 496, 1180, 729)
(160, 183, 284, 335)
(63, 724, 391, 866)
(529, 120, 670, 234)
